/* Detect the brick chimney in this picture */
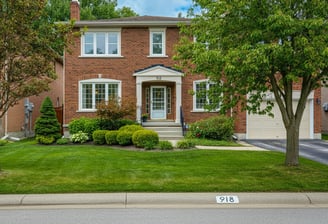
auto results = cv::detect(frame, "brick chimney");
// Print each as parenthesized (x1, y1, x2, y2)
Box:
(70, 0, 80, 21)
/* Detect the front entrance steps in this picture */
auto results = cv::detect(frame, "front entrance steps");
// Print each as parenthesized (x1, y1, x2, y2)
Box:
(142, 121, 184, 140)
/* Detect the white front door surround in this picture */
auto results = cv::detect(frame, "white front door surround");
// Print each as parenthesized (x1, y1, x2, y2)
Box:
(133, 65, 183, 123)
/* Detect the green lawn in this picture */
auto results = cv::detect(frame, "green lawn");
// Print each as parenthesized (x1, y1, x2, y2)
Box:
(0, 140, 328, 193)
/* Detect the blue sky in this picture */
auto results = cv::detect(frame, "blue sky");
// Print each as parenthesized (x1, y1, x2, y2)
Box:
(117, 0, 193, 17)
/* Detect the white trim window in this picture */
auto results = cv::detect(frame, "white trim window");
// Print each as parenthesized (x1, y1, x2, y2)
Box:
(149, 28, 166, 57)
(81, 29, 121, 57)
(193, 80, 219, 111)
(79, 78, 121, 111)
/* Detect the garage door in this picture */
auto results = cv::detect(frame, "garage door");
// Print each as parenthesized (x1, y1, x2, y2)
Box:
(247, 100, 311, 139)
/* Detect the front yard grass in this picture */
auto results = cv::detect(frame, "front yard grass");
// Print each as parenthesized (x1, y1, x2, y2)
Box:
(0, 139, 327, 193)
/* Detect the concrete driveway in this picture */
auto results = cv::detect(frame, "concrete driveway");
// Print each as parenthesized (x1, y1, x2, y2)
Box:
(246, 139, 328, 165)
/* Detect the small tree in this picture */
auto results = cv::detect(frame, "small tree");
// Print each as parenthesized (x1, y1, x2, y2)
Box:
(35, 97, 61, 144)
(96, 97, 135, 121)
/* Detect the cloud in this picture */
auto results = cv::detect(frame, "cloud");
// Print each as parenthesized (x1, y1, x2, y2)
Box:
(117, 0, 192, 17)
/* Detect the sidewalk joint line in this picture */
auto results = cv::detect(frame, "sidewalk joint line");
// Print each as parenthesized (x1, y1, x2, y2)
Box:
(305, 193, 313, 204)
(19, 195, 26, 205)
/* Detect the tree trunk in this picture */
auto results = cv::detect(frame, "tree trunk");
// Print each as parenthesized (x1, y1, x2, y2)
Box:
(285, 123, 300, 166)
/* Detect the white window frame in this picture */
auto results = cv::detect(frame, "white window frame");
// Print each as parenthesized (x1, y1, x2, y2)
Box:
(193, 79, 219, 112)
(149, 28, 167, 57)
(79, 78, 122, 112)
(81, 28, 122, 57)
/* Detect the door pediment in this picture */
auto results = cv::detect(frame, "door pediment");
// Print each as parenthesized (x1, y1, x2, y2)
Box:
(133, 64, 183, 78)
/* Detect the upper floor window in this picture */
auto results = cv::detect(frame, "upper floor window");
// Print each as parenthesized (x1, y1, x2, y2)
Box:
(149, 28, 166, 57)
(82, 29, 121, 57)
(79, 78, 121, 111)
(193, 80, 219, 111)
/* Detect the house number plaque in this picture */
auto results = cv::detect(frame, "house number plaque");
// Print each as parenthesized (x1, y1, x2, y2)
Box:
(216, 195, 239, 204)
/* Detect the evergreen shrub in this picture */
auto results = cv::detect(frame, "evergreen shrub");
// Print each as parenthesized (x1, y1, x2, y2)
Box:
(92, 130, 108, 145)
(132, 130, 159, 148)
(116, 131, 133, 146)
(105, 131, 119, 145)
(188, 115, 234, 140)
(34, 97, 61, 144)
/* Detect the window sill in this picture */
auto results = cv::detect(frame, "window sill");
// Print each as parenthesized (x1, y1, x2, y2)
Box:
(76, 110, 97, 113)
(191, 110, 218, 113)
(147, 55, 169, 58)
(79, 55, 124, 59)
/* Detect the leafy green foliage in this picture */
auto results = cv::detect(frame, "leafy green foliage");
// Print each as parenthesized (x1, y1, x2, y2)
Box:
(44, 0, 138, 22)
(0, 0, 73, 118)
(0, 139, 9, 146)
(68, 117, 100, 140)
(176, 139, 195, 149)
(176, 0, 328, 165)
(188, 116, 234, 141)
(105, 131, 119, 145)
(159, 141, 174, 150)
(56, 138, 70, 145)
(92, 130, 109, 145)
(116, 131, 133, 146)
(35, 136, 55, 145)
(118, 124, 144, 132)
(132, 130, 159, 148)
(34, 97, 61, 144)
(70, 131, 89, 143)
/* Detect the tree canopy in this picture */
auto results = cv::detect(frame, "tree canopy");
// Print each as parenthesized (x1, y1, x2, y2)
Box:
(175, 0, 328, 166)
(45, 0, 138, 22)
(0, 0, 74, 118)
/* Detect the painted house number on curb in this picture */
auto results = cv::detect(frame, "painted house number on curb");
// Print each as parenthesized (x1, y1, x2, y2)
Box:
(216, 195, 239, 204)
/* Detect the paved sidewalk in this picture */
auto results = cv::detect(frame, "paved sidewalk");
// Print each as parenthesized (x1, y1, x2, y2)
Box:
(1, 193, 328, 208)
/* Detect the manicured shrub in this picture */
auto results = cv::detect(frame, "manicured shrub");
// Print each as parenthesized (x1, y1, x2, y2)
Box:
(71, 131, 89, 143)
(36, 136, 55, 145)
(92, 130, 109, 145)
(56, 138, 70, 145)
(132, 130, 159, 148)
(116, 131, 133, 146)
(105, 131, 119, 145)
(98, 119, 136, 131)
(84, 119, 101, 140)
(0, 139, 9, 146)
(68, 117, 88, 134)
(69, 117, 100, 140)
(176, 139, 195, 149)
(188, 115, 234, 140)
(34, 97, 61, 144)
(159, 140, 174, 150)
(144, 141, 156, 150)
(119, 124, 144, 132)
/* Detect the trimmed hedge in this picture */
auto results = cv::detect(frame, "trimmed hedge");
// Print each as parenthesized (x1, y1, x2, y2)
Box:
(116, 131, 134, 146)
(132, 130, 159, 148)
(188, 115, 234, 140)
(92, 130, 109, 145)
(105, 131, 119, 145)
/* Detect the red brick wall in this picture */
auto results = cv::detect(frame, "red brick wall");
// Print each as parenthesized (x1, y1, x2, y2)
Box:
(64, 25, 322, 137)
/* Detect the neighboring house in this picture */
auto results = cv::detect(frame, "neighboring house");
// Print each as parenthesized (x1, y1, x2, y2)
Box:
(64, 0, 321, 140)
(322, 87, 328, 133)
(0, 59, 64, 138)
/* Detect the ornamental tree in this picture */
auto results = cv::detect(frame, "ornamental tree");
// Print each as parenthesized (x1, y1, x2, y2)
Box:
(175, 0, 328, 166)
(0, 0, 74, 118)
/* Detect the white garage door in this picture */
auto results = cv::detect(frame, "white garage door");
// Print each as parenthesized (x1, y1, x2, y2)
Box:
(247, 100, 311, 139)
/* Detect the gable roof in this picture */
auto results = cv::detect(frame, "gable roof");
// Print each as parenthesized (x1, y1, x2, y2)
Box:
(74, 15, 191, 28)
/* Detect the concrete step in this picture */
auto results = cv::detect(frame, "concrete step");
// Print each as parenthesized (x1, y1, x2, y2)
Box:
(142, 122, 184, 140)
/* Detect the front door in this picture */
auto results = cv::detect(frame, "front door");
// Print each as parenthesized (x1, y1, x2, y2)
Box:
(151, 86, 166, 119)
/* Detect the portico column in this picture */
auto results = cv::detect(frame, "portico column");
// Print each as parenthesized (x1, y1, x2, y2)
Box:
(136, 81, 142, 123)
(175, 81, 182, 124)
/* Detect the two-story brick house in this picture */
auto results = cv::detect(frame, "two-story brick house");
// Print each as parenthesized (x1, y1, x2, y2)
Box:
(64, 0, 321, 139)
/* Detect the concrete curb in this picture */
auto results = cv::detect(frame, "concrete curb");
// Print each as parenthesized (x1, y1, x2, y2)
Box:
(1, 193, 328, 208)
